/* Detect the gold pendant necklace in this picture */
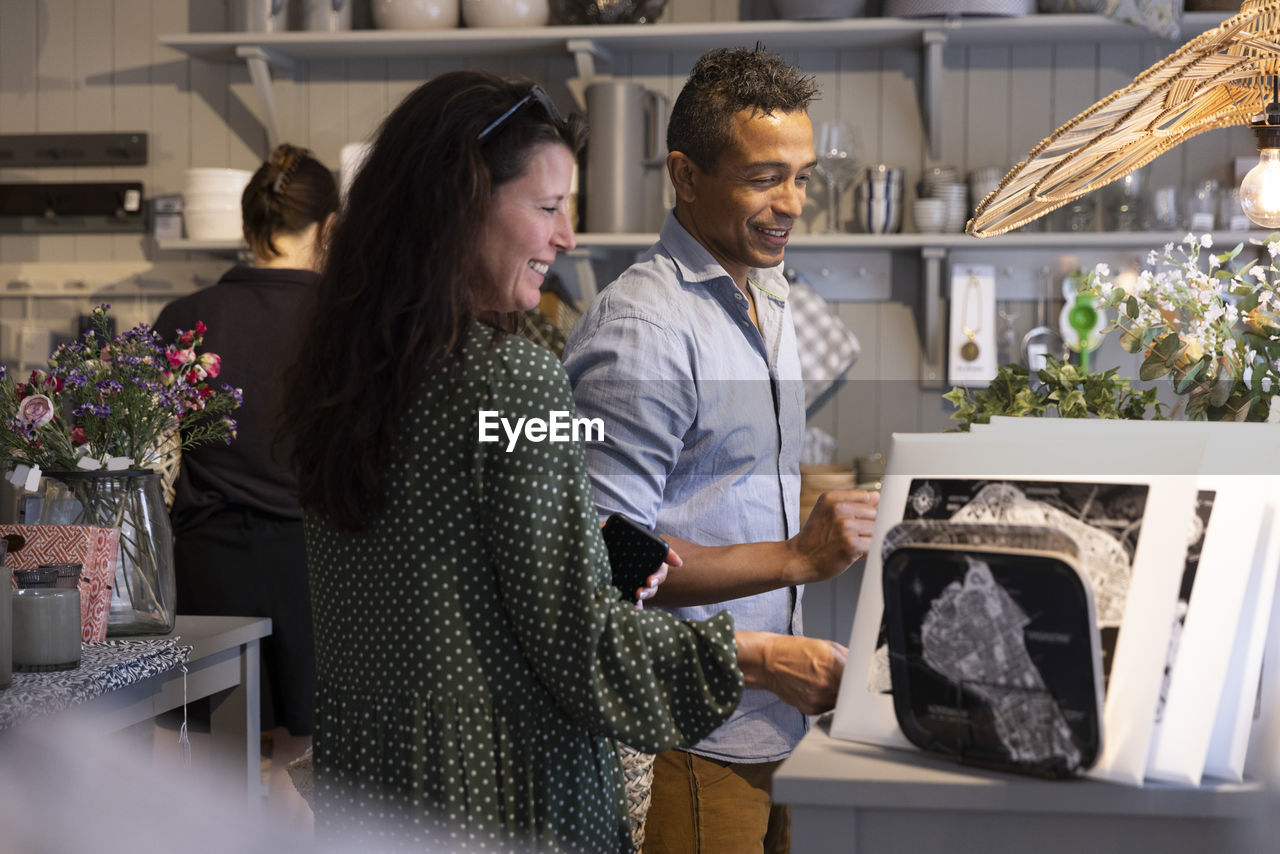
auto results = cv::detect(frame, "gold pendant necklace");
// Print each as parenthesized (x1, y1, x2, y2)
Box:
(960, 273, 982, 362)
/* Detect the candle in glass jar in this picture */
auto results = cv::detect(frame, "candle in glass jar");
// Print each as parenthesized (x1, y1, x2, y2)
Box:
(12, 588, 81, 672)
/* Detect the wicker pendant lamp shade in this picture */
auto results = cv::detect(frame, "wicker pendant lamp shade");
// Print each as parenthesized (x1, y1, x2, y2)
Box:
(967, 0, 1280, 237)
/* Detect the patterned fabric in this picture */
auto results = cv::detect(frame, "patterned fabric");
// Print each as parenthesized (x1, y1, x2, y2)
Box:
(304, 323, 742, 853)
(0, 524, 120, 642)
(790, 281, 861, 416)
(1036, 0, 1182, 38)
(0, 639, 191, 730)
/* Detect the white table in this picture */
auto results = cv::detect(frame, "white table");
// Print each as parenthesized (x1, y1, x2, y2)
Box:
(0, 615, 272, 801)
(773, 716, 1273, 854)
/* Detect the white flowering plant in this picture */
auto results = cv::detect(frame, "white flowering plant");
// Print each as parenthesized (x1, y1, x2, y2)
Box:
(1080, 233, 1280, 422)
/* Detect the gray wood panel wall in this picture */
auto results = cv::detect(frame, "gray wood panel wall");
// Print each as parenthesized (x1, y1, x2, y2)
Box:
(0, 0, 1261, 641)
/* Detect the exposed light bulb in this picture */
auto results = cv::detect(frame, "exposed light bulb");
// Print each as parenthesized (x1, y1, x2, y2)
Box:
(1242, 148, 1280, 229)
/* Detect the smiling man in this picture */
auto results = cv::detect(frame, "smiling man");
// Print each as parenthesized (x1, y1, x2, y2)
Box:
(564, 47, 878, 854)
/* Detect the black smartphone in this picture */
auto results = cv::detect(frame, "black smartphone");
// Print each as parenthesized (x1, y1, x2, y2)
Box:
(601, 513, 669, 603)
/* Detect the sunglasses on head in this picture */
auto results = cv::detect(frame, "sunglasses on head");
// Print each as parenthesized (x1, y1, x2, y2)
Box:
(477, 84, 566, 142)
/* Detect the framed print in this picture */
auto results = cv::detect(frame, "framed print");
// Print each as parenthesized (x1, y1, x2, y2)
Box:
(830, 430, 1203, 785)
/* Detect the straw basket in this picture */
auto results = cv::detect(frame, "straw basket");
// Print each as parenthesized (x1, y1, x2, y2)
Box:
(618, 742, 655, 852)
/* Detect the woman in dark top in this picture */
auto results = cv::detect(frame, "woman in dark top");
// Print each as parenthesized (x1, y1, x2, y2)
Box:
(154, 144, 338, 803)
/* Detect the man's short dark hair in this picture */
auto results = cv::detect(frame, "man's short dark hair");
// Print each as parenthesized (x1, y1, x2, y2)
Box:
(667, 46, 819, 174)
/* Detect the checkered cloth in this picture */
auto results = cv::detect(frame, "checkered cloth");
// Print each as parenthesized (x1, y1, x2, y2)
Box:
(790, 282, 860, 415)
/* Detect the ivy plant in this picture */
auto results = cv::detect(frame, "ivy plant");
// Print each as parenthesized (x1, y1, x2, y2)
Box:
(942, 356, 1167, 431)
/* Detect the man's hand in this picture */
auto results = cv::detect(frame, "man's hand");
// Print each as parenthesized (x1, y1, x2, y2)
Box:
(735, 632, 848, 715)
(787, 489, 879, 583)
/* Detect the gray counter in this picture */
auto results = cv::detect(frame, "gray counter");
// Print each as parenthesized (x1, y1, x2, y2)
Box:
(773, 716, 1275, 854)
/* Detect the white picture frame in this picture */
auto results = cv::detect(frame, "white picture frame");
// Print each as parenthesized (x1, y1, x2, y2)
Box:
(979, 418, 1280, 785)
(830, 429, 1204, 786)
(1208, 501, 1280, 782)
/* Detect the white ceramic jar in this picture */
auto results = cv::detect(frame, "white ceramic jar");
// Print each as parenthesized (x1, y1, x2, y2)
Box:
(12, 588, 81, 672)
(372, 0, 460, 28)
(462, 0, 550, 27)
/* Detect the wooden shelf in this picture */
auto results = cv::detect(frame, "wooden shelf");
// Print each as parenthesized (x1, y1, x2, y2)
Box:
(154, 237, 246, 255)
(159, 13, 1231, 62)
(576, 229, 1270, 252)
(160, 12, 1232, 158)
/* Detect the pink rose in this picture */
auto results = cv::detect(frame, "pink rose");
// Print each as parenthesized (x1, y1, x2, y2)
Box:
(200, 353, 221, 379)
(18, 394, 54, 428)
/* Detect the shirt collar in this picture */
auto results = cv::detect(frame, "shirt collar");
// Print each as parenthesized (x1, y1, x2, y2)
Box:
(657, 210, 790, 304)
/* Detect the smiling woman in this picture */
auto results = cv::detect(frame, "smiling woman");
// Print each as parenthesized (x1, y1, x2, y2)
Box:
(281, 70, 743, 853)
(476, 141, 577, 314)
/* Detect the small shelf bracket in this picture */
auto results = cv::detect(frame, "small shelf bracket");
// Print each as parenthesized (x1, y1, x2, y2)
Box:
(235, 46, 293, 153)
(566, 38, 611, 83)
(921, 30, 946, 164)
(919, 246, 948, 389)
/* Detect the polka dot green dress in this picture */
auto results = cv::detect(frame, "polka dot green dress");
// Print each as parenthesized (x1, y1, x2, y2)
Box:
(305, 323, 743, 852)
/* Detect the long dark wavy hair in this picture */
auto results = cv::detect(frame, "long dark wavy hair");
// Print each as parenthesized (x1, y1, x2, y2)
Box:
(285, 70, 586, 531)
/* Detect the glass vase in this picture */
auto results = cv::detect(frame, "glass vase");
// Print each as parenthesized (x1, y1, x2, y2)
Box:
(39, 470, 176, 635)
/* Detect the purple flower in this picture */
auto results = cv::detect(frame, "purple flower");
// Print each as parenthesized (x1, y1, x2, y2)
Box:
(74, 402, 111, 419)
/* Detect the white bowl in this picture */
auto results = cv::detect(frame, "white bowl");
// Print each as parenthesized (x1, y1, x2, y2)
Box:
(184, 168, 252, 196)
(911, 198, 947, 233)
(773, 0, 866, 18)
(184, 209, 243, 241)
(463, 0, 548, 26)
(184, 198, 241, 212)
(372, 0, 459, 28)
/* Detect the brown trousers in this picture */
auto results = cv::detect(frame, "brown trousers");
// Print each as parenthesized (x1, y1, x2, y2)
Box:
(641, 749, 789, 854)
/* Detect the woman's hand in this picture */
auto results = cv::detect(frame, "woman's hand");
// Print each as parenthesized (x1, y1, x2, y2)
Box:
(636, 545, 681, 609)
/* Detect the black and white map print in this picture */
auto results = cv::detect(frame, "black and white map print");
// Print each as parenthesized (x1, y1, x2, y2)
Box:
(871, 478, 1149, 694)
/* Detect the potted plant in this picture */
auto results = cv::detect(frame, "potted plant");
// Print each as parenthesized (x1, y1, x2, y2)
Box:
(946, 234, 1280, 429)
(1, 305, 242, 634)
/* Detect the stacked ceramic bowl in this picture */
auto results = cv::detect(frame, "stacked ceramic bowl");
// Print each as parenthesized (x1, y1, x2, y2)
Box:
(968, 166, 1003, 211)
(372, 0, 459, 28)
(853, 165, 904, 234)
(910, 197, 947, 233)
(183, 168, 252, 241)
(916, 165, 968, 233)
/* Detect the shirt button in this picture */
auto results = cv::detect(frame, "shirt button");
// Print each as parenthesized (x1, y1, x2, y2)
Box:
(735, 292, 745, 301)
(740, 320, 750, 327)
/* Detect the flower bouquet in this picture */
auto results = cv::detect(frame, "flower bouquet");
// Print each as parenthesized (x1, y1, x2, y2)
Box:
(2, 305, 242, 633)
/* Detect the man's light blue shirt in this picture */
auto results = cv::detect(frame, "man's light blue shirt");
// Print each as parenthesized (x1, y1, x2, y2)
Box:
(562, 211, 807, 763)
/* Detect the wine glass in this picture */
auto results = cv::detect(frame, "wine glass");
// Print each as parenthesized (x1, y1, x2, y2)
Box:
(813, 120, 861, 232)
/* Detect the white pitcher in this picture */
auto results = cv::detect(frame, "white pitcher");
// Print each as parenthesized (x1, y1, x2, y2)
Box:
(303, 0, 353, 30)
(584, 80, 668, 234)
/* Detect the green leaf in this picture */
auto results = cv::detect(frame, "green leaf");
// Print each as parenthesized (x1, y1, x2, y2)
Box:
(1150, 331, 1184, 361)
(1057, 388, 1087, 417)
(1125, 295, 1140, 318)
(1173, 357, 1208, 394)
(1209, 375, 1234, 408)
